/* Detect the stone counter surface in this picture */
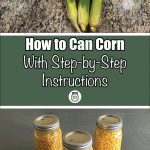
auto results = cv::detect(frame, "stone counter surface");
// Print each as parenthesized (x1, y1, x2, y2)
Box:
(0, 0, 150, 33)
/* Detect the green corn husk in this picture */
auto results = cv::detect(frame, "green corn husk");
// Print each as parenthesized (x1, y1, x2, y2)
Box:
(89, 0, 103, 32)
(66, 0, 82, 32)
(78, 0, 90, 32)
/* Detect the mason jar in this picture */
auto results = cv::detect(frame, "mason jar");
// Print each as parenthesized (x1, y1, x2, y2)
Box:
(94, 114, 123, 150)
(34, 115, 63, 150)
(63, 131, 93, 150)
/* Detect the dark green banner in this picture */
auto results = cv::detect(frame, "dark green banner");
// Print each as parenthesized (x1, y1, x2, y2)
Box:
(0, 35, 149, 106)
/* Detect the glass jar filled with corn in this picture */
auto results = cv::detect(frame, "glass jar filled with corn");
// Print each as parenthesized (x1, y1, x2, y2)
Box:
(94, 114, 123, 150)
(63, 130, 93, 150)
(34, 115, 63, 150)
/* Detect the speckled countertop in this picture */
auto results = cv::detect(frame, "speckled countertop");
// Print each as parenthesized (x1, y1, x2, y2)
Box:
(0, 0, 150, 33)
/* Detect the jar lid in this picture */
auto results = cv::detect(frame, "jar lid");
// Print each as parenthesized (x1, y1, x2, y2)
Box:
(34, 115, 60, 131)
(96, 114, 123, 130)
(63, 131, 92, 149)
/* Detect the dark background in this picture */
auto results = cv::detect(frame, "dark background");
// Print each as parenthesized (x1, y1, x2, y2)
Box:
(1, 36, 149, 106)
(0, 109, 150, 150)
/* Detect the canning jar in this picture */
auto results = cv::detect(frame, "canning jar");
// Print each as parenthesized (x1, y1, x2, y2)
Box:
(63, 131, 93, 150)
(34, 115, 63, 150)
(94, 114, 123, 150)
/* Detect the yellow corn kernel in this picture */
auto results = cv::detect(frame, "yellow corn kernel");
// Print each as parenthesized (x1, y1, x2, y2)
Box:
(66, 0, 82, 32)
(78, 0, 90, 32)
(89, 0, 103, 32)
(94, 127, 122, 150)
(35, 128, 63, 150)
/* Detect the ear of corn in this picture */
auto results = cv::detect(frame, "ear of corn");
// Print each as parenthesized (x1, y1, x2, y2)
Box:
(66, 0, 82, 32)
(78, 0, 90, 32)
(89, 0, 103, 32)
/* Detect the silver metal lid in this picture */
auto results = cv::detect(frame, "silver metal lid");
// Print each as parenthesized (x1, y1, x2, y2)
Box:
(96, 114, 123, 130)
(63, 131, 92, 150)
(34, 115, 60, 131)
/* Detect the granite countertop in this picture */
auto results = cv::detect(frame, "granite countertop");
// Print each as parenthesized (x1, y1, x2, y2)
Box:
(0, 0, 150, 33)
